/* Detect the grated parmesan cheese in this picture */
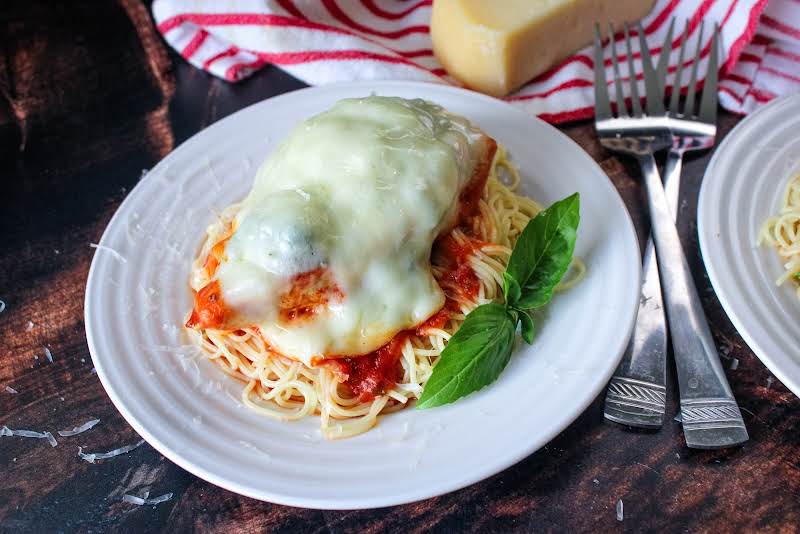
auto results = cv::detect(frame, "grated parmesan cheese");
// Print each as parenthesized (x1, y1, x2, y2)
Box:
(122, 492, 173, 506)
(301, 432, 322, 443)
(5, 386, 18, 394)
(147, 493, 173, 504)
(224, 389, 244, 409)
(90, 243, 128, 264)
(238, 441, 271, 459)
(206, 158, 223, 192)
(44, 432, 58, 447)
(122, 494, 146, 505)
(78, 439, 144, 463)
(2, 425, 58, 446)
(58, 418, 100, 437)
(11, 430, 43, 439)
(26, 320, 34, 331)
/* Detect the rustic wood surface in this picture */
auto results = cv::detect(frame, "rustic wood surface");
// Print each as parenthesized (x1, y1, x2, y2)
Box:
(1, 2, 799, 532)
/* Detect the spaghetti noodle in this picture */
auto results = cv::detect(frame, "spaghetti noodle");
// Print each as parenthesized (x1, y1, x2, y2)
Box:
(186, 146, 584, 439)
(759, 172, 800, 298)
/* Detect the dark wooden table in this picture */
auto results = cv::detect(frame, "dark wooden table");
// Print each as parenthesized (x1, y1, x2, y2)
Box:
(2, 2, 799, 532)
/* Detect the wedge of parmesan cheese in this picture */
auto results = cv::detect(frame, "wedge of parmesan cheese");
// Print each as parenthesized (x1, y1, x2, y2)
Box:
(431, 0, 656, 96)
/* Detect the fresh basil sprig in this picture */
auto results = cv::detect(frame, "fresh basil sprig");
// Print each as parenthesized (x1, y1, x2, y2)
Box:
(504, 192, 581, 310)
(417, 193, 580, 409)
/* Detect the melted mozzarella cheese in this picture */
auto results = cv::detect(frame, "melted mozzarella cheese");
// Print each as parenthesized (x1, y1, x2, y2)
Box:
(215, 96, 489, 365)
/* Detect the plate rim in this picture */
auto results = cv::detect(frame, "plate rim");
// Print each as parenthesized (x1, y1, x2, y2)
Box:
(697, 92, 800, 399)
(84, 80, 641, 509)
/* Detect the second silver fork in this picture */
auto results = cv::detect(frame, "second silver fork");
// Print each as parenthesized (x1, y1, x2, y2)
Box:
(662, 23, 746, 450)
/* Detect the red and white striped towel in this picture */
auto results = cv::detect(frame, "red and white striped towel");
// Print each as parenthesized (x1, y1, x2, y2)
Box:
(152, 0, 799, 123)
(720, 0, 800, 113)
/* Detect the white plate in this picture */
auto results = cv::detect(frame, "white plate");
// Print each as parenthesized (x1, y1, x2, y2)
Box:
(698, 93, 800, 399)
(85, 81, 640, 509)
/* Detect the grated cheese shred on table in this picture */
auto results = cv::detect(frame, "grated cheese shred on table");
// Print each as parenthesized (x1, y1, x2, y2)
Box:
(1, 426, 58, 447)
(58, 419, 100, 437)
(122, 492, 173, 506)
(78, 439, 144, 463)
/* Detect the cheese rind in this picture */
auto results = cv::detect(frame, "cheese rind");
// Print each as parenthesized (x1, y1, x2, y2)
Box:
(431, 0, 656, 97)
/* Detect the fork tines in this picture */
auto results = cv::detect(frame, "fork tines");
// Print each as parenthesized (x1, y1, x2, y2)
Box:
(594, 21, 673, 120)
(669, 21, 720, 125)
(594, 18, 720, 124)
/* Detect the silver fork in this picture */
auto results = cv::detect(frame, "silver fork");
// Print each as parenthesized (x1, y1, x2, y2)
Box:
(663, 24, 747, 448)
(594, 23, 748, 448)
(604, 21, 674, 429)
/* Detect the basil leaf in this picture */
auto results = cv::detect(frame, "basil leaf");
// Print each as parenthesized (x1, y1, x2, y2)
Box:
(416, 303, 516, 409)
(503, 272, 521, 305)
(518, 310, 535, 344)
(506, 193, 580, 310)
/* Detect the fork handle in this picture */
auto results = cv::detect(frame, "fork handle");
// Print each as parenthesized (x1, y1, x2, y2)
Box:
(604, 149, 684, 428)
(638, 153, 748, 448)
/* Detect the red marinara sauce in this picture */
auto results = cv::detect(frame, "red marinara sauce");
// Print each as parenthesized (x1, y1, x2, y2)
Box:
(186, 237, 232, 329)
(328, 333, 410, 402)
(434, 233, 485, 302)
(438, 136, 495, 301)
(186, 280, 228, 329)
(457, 138, 496, 221)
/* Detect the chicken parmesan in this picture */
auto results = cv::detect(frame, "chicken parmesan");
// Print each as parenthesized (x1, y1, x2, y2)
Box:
(185, 96, 554, 438)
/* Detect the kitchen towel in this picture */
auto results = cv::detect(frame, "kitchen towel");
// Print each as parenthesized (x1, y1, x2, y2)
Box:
(153, 0, 799, 122)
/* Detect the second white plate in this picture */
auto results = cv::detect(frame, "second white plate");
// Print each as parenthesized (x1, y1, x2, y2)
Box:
(85, 81, 641, 509)
(699, 93, 800, 398)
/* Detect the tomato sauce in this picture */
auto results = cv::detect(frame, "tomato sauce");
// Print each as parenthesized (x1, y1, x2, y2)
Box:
(417, 306, 451, 333)
(328, 333, 410, 402)
(434, 233, 485, 302)
(186, 280, 229, 329)
(457, 138, 496, 220)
